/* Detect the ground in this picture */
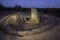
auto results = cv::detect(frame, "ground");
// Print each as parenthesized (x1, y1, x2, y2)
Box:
(0, 12, 60, 40)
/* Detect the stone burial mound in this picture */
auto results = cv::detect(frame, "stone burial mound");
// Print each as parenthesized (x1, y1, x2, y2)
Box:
(0, 9, 60, 40)
(0, 12, 60, 37)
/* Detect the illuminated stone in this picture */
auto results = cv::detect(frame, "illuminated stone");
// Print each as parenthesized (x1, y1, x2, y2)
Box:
(30, 8, 39, 24)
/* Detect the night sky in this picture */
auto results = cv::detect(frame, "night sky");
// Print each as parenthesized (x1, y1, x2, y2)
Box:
(0, 0, 60, 8)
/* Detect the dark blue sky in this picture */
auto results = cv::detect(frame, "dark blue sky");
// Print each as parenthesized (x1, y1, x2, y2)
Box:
(0, 0, 60, 8)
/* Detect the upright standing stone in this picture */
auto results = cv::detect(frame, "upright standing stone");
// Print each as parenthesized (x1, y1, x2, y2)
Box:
(31, 8, 39, 24)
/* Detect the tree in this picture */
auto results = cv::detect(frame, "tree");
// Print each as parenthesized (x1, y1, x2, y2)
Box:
(13, 4, 21, 11)
(0, 3, 5, 8)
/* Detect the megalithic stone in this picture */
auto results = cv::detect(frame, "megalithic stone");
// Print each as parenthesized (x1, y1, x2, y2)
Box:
(31, 8, 39, 24)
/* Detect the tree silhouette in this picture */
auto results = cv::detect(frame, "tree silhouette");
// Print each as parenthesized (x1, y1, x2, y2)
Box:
(0, 3, 5, 11)
(0, 3, 5, 8)
(13, 4, 21, 11)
